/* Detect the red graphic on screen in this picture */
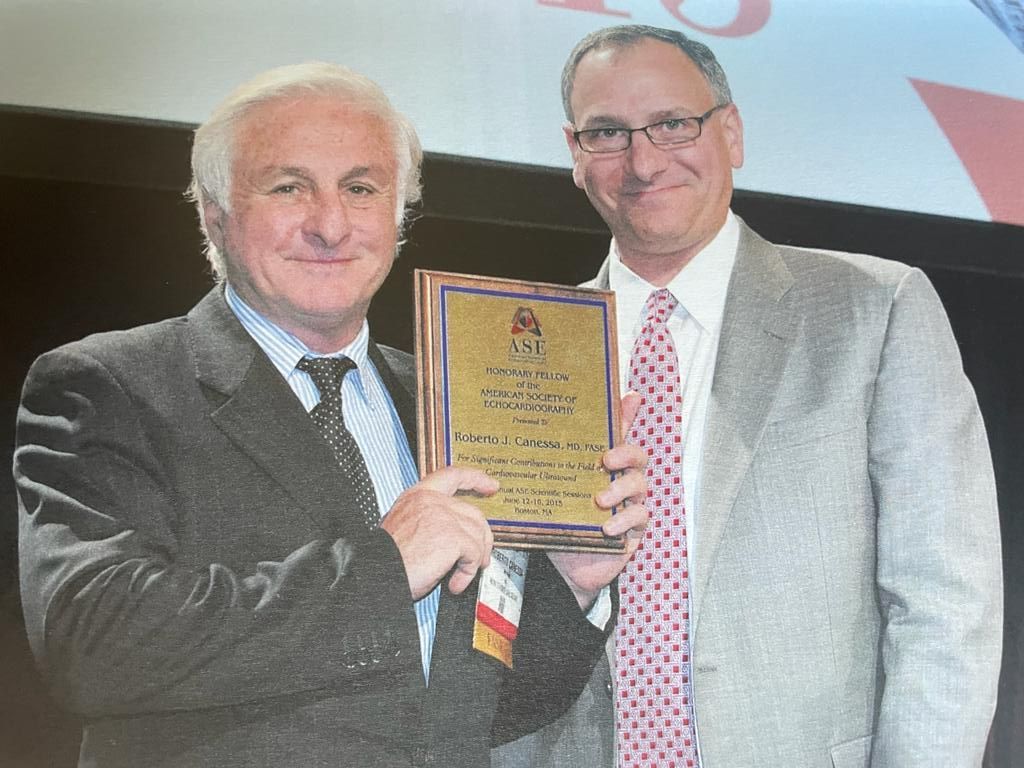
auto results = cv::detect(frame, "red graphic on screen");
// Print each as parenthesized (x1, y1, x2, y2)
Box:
(911, 78, 1024, 227)
(660, 0, 771, 37)
(538, 0, 771, 37)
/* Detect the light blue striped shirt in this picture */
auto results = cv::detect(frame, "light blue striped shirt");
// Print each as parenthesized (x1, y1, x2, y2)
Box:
(225, 284, 438, 681)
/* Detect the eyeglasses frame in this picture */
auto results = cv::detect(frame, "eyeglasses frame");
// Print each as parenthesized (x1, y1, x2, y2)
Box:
(572, 103, 730, 154)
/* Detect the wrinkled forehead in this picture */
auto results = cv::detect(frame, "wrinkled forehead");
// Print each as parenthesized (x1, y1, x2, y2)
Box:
(235, 92, 388, 140)
(231, 94, 396, 170)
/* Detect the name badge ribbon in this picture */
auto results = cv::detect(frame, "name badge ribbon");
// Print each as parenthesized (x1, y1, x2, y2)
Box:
(473, 548, 529, 667)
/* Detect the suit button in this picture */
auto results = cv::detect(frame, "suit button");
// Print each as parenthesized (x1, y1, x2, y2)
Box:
(604, 680, 614, 699)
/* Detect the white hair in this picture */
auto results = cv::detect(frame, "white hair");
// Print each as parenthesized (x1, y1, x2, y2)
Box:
(186, 61, 423, 278)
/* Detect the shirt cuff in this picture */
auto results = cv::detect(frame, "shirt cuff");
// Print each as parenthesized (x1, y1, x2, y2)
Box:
(585, 585, 612, 630)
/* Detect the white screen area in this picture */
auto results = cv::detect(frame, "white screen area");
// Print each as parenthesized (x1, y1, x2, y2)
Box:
(2, 0, 1022, 225)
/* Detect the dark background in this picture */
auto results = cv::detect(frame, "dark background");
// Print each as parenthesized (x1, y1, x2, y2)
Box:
(2, 107, 1022, 766)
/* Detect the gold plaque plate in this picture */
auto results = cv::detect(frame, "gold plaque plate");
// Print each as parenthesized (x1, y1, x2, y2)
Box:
(415, 270, 623, 552)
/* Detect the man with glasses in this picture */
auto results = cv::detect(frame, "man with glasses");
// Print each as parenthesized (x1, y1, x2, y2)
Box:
(495, 23, 1002, 768)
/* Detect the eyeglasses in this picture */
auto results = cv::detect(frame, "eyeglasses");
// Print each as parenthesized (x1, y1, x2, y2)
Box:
(573, 104, 729, 153)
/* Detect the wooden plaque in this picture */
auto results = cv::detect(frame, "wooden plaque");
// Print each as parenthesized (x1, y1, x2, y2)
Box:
(415, 269, 624, 552)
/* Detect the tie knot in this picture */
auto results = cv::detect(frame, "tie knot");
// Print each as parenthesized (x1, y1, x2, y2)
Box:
(296, 356, 357, 401)
(641, 289, 678, 328)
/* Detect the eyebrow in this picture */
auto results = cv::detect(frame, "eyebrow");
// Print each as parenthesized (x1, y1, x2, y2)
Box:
(256, 165, 314, 182)
(578, 114, 628, 130)
(340, 166, 385, 183)
(579, 108, 700, 130)
(254, 164, 389, 184)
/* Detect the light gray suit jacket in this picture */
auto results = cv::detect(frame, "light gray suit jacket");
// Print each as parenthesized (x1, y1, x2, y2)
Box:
(493, 219, 1003, 768)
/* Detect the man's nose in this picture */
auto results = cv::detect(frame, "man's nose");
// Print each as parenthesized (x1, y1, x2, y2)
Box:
(624, 131, 669, 182)
(304, 192, 351, 248)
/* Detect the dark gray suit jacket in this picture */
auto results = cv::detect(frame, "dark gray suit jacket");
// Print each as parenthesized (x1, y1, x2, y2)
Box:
(15, 287, 605, 768)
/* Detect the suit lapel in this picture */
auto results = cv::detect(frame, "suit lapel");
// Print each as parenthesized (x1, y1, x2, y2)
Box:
(691, 223, 799, 631)
(187, 288, 365, 537)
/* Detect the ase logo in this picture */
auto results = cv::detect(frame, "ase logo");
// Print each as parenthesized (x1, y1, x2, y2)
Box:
(508, 307, 545, 360)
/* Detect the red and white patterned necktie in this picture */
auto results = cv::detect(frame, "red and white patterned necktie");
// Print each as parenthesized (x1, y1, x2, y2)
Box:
(617, 289, 698, 767)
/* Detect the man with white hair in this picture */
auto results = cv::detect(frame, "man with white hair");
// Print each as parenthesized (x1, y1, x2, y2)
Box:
(14, 62, 647, 768)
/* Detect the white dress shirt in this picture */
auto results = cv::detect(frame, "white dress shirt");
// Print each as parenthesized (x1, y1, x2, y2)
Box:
(586, 212, 739, 634)
(609, 211, 739, 573)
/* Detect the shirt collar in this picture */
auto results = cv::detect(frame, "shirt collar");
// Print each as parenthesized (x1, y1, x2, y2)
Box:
(608, 210, 739, 332)
(224, 282, 373, 387)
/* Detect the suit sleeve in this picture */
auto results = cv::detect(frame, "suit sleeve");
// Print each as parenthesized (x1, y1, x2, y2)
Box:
(490, 555, 610, 745)
(867, 268, 1002, 765)
(15, 347, 422, 718)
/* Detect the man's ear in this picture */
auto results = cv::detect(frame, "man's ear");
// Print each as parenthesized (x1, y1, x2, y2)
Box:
(562, 123, 586, 190)
(722, 104, 745, 170)
(203, 200, 227, 251)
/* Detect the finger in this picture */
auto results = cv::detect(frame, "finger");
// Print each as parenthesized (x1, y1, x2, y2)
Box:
(456, 503, 494, 566)
(450, 499, 495, 570)
(446, 501, 494, 593)
(601, 443, 647, 473)
(601, 503, 649, 538)
(620, 391, 641, 436)
(447, 561, 479, 594)
(446, 496, 496, 533)
(594, 467, 647, 509)
(418, 465, 499, 497)
(447, 534, 491, 594)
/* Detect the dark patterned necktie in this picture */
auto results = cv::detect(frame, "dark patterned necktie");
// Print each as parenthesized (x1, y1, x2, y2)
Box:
(296, 356, 380, 529)
(617, 289, 699, 767)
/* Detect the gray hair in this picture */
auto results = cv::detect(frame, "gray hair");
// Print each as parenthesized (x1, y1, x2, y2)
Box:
(561, 24, 733, 122)
(186, 61, 423, 278)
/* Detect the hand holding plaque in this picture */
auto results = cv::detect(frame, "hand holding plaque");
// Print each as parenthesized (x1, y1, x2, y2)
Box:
(546, 391, 649, 607)
(415, 270, 627, 552)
